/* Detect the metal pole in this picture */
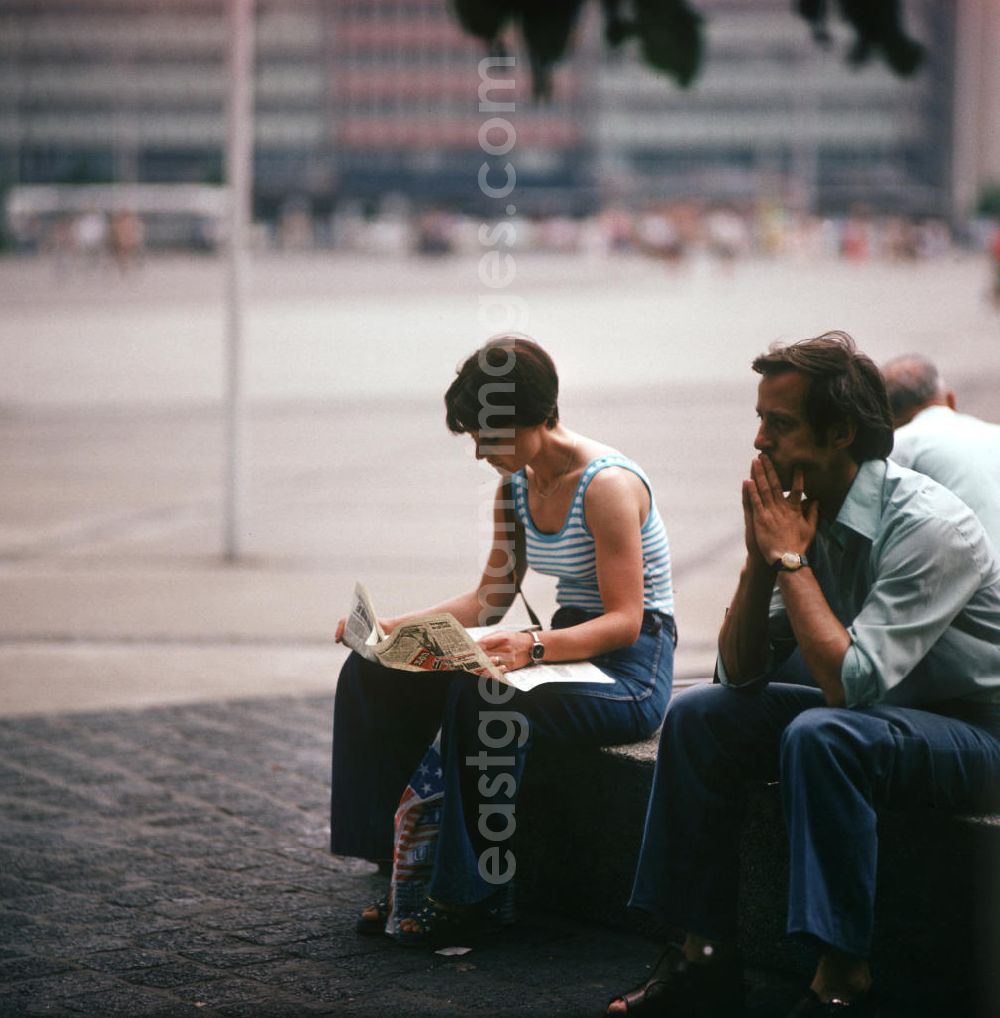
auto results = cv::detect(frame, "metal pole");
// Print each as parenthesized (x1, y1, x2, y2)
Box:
(792, 48, 820, 216)
(223, 0, 254, 561)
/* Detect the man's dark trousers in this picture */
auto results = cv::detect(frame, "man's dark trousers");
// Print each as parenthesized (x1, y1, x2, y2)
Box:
(628, 681, 1000, 956)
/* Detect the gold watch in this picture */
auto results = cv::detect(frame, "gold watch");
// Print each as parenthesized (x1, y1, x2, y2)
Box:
(772, 552, 809, 574)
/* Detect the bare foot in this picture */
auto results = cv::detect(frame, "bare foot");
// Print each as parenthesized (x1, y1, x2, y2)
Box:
(811, 949, 872, 1003)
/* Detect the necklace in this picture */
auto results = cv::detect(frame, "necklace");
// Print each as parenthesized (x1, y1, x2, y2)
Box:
(532, 435, 578, 499)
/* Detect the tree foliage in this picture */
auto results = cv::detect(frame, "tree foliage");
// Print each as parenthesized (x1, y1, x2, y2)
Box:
(449, 0, 925, 99)
(977, 184, 1000, 220)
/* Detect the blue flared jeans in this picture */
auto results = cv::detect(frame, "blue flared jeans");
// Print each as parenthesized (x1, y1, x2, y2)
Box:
(331, 606, 674, 905)
(628, 680, 1000, 958)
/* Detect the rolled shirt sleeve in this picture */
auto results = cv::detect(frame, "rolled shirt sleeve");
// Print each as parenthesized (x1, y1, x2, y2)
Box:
(840, 515, 985, 708)
(715, 647, 765, 688)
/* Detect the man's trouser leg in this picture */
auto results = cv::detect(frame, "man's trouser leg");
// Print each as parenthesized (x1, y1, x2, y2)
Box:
(628, 682, 824, 940)
(781, 704, 1000, 956)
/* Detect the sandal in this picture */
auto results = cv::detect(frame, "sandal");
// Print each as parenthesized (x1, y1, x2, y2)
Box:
(605, 944, 744, 1016)
(394, 890, 514, 949)
(355, 893, 389, 936)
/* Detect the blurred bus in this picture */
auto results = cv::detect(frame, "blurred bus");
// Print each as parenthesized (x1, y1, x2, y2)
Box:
(5, 184, 227, 254)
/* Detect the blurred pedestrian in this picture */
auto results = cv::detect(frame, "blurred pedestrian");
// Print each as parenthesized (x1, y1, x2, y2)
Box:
(73, 210, 108, 269)
(840, 209, 870, 262)
(109, 211, 145, 274)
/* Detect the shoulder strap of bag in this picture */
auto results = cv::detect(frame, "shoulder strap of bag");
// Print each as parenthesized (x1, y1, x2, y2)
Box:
(502, 478, 542, 630)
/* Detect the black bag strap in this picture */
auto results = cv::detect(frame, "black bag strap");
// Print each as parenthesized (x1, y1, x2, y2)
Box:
(502, 479, 542, 630)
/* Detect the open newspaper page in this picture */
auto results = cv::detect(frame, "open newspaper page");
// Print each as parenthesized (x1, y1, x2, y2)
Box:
(342, 583, 503, 681)
(343, 583, 617, 691)
(378, 614, 502, 679)
(341, 582, 385, 663)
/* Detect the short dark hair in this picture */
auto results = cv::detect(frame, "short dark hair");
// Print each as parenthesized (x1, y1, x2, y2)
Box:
(445, 335, 559, 435)
(752, 331, 893, 462)
(882, 354, 943, 421)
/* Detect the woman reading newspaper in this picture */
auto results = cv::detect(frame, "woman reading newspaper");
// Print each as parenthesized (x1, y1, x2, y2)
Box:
(332, 335, 676, 947)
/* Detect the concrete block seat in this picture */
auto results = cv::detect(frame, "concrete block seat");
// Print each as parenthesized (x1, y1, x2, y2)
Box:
(514, 684, 1000, 1017)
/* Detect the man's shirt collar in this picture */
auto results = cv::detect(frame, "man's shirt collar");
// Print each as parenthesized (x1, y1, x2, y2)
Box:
(830, 459, 886, 544)
(909, 404, 953, 427)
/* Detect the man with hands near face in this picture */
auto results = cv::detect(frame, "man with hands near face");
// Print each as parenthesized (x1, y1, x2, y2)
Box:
(606, 332, 1000, 1018)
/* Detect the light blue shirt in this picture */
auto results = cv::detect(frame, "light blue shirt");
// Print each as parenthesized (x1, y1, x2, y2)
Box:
(891, 405, 1000, 552)
(719, 460, 1000, 724)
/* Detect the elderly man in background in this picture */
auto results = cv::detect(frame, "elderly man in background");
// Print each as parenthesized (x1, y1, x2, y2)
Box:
(882, 353, 1000, 548)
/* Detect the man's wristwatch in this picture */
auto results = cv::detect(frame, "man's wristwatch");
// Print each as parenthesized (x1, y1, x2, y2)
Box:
(772, 551, 810, 574)
(529, 630, 545, 663)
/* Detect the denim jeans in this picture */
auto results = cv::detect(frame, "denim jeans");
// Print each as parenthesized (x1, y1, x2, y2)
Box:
(628, 681, 1000, 957)
(330, 606, 674, 904)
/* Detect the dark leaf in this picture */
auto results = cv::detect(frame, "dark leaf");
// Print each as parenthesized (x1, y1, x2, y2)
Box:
(796, 0, 833, 46)
(450, 0, 514, 43)
(797, 0, 828, 21)
(836, 0, 925, 76)
(847, 37, 872, 67)
(602, 0, 637, 46)
(519, 0, 588, 99)
(447, 0, 925, 95)
(634, 0, 704, 88)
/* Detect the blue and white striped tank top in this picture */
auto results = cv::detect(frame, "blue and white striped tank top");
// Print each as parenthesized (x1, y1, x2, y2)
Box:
(511, 453, 674, 616)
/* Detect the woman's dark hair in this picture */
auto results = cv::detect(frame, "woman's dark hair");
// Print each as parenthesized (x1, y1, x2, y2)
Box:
(752, 331, 894, 463)
(445, 335, 559, 435)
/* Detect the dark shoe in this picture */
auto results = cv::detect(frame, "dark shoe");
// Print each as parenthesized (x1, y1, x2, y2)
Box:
(786, 989, 879, 1017)
(605, 944, 744, 1016)
(394, 890, 514, 949)
(355, 893, 389, 935)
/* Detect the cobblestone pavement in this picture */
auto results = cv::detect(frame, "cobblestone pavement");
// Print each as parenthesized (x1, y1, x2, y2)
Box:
(0, 695, 804, 1018)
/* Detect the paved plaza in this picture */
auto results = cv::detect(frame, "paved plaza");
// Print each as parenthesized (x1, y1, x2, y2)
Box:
(0, 251, 997, 1015)
(0, 694, 816, 1018)
(2, 250, 997, 713)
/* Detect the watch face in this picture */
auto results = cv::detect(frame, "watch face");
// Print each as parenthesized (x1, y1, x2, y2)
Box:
(530, 641, 544, 660)
(781, 552, 801, 571)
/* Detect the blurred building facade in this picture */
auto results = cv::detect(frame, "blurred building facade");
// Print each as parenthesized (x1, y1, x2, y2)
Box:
(596, 0, 955, 215)
(0, 0, 332, 218)
(0, 0, 997, 225)
(951, 0, 1000, 217)
(330, 1, 591, 215)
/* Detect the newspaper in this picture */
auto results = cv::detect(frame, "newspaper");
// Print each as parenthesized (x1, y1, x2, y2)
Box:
(342, 582, 614, 693)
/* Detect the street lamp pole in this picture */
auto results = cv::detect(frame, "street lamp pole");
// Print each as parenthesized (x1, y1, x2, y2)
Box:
(223, 0, 254, 561)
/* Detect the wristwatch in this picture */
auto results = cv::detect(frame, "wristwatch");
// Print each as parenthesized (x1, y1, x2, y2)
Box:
(772, 552, 809, 574)
(529, 630, 545, 663)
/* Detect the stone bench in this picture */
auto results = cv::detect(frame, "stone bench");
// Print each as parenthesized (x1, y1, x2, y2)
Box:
(515, 699, 1000, 1017)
